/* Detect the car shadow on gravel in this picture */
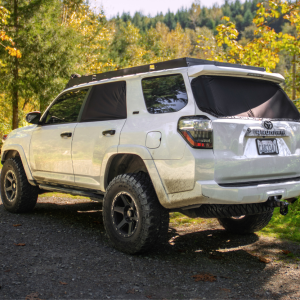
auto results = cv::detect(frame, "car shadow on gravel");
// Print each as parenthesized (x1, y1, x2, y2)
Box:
(1, 197, 299, 299)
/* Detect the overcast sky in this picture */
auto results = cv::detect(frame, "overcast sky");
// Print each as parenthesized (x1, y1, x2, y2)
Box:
(92, 0, 241, 19)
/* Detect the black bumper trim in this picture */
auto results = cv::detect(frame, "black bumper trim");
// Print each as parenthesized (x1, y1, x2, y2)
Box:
(218, 176, 300, 187)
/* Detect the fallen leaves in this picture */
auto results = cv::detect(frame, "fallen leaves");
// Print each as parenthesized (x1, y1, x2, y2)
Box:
(220, 288, 231, 293)
(13, 224, 22, 227)
(14, 243, 26, 246)
(192, 272, 217, 282)
(282, 250, 292, 255)
(126, 289, 135, 294)
(258, 256, 272, 264)
(59, 281, 68, 285)
(246, 250, 272, 264)
(25, 292, 41, 300)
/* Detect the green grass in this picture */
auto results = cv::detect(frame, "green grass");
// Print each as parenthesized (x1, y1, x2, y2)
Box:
(260, 199, 300, 243)
(170, 212, 214, 226)
(39, 192, 89, 200)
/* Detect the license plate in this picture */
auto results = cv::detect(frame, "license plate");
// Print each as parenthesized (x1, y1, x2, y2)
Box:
(256, 139, 279, 155)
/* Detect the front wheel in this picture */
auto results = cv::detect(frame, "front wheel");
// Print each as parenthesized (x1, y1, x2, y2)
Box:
(1, 157, 38, 213)
(102, 172, 169, 254)
(218, 211, 273, 234)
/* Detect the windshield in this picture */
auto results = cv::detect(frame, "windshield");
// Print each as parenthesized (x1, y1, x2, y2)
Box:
(191, 75, 300, 120)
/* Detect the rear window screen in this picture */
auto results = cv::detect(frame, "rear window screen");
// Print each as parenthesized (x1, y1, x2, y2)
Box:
(80, 81, 126, 122)
(191, 76, 300, 120)
(142, 74, 188, 114)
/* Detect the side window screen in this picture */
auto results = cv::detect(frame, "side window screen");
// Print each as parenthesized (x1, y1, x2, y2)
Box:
(80, 81, 126, 122)
(45, 89, 88, 124)
(142, 74, 188, 114)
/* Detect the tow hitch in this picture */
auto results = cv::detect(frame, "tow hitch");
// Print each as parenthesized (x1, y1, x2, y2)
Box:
(267, 196, 293, 216)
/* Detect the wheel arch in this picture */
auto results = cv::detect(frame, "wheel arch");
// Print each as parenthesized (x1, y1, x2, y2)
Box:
(1, 145, 35, 183)
(102, 152, 170, 208)
(105, 153, 148, 189)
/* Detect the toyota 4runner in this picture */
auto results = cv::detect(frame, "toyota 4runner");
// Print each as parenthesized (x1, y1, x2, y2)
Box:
(1, 58, 300, 254)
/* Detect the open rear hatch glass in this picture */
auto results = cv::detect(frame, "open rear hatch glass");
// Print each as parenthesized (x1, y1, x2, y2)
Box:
(191, 75, 300, 184)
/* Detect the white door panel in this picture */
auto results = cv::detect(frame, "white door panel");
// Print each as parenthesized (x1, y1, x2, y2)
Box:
(30, 123, 77, 183)
(72, 120, 126, 189)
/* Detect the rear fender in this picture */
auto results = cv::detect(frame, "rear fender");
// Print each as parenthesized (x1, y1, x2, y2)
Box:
(100, 144, 170, 207)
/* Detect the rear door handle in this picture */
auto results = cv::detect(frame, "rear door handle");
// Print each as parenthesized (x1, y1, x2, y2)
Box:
(102, 130, 115, 136)
(60, 132, 72, 138)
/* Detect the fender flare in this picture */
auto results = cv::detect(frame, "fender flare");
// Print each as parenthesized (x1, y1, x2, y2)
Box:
(1, 144, 34, 183)
(99, 144, 170, 208)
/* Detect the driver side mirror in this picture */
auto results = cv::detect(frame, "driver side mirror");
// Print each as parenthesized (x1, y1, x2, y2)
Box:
(26, 111, 41, 125)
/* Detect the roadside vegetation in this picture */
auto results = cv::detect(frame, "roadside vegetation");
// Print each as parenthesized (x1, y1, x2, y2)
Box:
(0, 0, 300, 135)
(260, 199, 300, 242)
(170, 198, 300, 244)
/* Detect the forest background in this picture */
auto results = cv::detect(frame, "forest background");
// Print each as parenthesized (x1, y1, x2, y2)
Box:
(0, 0, 300, 134)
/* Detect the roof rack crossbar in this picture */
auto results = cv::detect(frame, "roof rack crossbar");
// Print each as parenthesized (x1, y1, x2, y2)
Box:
(65, 57, 265, 90)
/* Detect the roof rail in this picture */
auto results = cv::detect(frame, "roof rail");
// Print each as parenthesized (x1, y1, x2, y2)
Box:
(65, 57, 266, 90)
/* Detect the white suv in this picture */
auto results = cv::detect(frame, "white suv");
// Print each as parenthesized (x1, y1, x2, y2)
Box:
(1, 58, 299, 254)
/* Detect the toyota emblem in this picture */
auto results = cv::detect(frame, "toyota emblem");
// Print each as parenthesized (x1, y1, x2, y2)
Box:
(263, 121, 273, 130)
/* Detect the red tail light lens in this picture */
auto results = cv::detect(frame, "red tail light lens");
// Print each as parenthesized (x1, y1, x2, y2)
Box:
(2, 134, 8, 141)
(178, 116, 213, 149)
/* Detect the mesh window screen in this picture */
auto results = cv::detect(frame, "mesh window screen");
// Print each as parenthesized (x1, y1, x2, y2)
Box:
(191, 76, 300, 120)
(80, 81, 126, 122)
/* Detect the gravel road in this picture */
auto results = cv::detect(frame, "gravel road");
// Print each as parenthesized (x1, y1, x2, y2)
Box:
(0, 195, 299, 300)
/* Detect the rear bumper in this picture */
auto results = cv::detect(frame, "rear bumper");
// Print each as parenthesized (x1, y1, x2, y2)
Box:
(202, 179, 300, 203)
(165, 178, 300, 209)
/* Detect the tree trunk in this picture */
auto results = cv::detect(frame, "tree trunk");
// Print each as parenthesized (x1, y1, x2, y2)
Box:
(292, 54, 296, 101)
(12, 56, 19, 130)
(12, 0, 19, 130)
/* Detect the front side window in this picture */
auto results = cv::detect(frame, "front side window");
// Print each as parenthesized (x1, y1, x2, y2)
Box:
(142, 74, 188, 114)
(45, 89, 89, 125)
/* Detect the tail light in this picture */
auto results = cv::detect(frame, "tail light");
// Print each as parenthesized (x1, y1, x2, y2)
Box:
(2, 134, 8, 141)
(178, 116, 213, 149)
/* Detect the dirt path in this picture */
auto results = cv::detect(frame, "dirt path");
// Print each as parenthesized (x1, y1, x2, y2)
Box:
(0, 196, 299, 300)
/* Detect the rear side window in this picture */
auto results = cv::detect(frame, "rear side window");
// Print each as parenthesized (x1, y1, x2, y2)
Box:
(45, 89, 88, 125)
(142, 74, 188, 114)
(80, 81, 126, 122)
(191, 76, 300, 120)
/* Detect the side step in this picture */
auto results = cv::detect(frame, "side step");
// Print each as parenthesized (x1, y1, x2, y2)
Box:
(39, 184, 104, 202)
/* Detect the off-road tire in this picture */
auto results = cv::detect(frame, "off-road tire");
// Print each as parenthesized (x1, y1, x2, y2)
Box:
(218, 211, 274, 234)
(103, 172, 169, 254)
(1, 157, 38, 213)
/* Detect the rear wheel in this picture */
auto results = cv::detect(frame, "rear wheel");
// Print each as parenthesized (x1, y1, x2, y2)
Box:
(218, 211, 273, 234)
(103, 172, 169, 254)
(1, 157, 38, 213)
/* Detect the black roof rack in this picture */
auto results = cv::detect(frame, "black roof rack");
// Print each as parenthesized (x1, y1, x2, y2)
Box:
(65, 57, 266, 90)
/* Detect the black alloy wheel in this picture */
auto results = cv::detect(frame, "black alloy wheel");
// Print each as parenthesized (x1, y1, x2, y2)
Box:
(111, 192, 139, 238)
(1, 157, 39, 213)
(103, 172, 169, 254)
(4, 170, 18, 202)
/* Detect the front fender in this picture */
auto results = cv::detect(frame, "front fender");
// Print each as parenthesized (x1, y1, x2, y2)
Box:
(2, 144, 34, 182)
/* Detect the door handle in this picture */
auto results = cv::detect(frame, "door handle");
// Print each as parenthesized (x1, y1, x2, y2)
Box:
(102, 130, 116, 136)
(60, 132, 72, 138)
